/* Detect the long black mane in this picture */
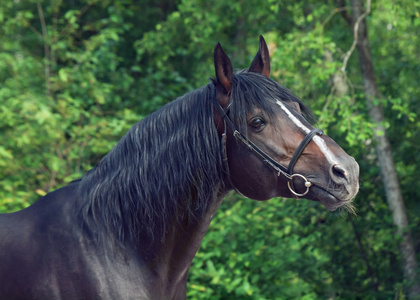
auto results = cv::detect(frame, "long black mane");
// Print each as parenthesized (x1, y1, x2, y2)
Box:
(75, 72, 314, 248)
(76, 83, 224, 248)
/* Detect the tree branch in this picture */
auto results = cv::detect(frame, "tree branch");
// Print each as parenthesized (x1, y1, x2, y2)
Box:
(54, 4, 92, 43)
(340, 0, 371, 73)
(37, 1, 51, 96)
(335, 0, 352, 25)
(321, 6, 351, 28)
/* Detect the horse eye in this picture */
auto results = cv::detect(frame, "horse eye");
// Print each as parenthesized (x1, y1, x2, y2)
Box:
(249, 117, 265, 129)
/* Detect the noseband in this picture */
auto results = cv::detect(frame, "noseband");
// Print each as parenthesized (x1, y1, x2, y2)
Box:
(216, 101, 323, 197)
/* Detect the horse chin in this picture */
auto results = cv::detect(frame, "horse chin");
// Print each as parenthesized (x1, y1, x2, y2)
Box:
(306, 185, 353, 212)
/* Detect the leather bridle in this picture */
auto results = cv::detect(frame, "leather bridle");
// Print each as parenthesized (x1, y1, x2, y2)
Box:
(216, 100, 323, 197)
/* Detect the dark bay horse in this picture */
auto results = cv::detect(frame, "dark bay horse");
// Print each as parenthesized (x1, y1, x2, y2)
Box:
(0, 36, 359, 299)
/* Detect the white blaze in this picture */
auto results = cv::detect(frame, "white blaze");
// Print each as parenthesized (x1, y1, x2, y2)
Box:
(276, 100, 338, 165)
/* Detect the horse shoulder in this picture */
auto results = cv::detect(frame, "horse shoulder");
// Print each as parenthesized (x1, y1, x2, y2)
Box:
(0, 183, 157, 299)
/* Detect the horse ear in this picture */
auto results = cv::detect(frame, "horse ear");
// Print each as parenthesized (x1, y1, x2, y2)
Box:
(248, 35, 271, 77)
(214, 42, 233, 108)
(288, 100, 302, 114)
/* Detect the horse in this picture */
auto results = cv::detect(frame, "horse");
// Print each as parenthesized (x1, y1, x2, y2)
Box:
(0, 36, 359, 299)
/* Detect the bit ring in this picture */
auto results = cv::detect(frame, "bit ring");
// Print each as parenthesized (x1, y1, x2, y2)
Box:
(287, 174, 312, 197)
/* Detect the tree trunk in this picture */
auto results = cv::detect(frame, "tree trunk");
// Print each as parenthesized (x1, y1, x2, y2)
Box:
(348, 0, 420, 298)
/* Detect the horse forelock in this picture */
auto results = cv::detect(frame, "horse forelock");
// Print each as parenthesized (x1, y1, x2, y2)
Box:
(229, 72, 315, 135)
(75, 84, 224, 249)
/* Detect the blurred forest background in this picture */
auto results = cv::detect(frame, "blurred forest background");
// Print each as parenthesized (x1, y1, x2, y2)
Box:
(1, 0, 420, 299)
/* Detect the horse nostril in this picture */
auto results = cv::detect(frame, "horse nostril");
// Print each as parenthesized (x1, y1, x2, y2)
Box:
(331, 164, 348, 181)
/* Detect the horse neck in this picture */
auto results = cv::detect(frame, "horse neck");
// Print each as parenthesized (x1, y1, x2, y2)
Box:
(143, 189, 227, 290)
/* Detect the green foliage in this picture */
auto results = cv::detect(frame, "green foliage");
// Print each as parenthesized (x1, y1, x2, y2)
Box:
(188, 194, 402, 299)
(189, 195, 333, 299)
(0, 0, 141, 212)
(1, 0, 419, 298)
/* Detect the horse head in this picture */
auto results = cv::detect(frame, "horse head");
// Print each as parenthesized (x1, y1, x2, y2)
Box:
(213, 36, 359, 211)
